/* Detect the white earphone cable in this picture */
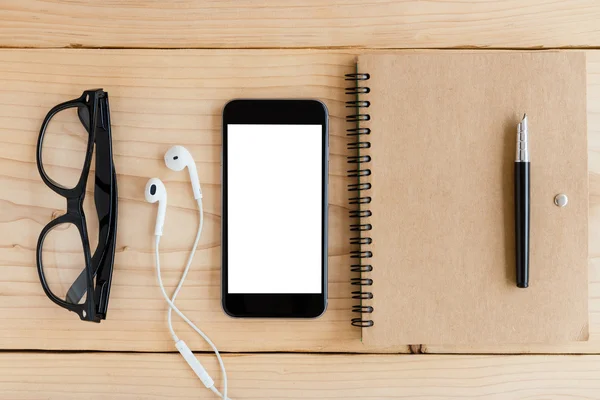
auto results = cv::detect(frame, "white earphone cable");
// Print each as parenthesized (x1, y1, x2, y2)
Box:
(166, 199, 204, 343)
(154, 199, 231, 400)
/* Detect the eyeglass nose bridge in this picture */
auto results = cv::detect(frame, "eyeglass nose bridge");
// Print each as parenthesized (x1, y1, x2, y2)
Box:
(65, 193, 85, 215)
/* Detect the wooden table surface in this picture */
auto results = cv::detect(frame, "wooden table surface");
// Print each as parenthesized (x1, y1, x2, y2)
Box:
(2, 1, 600, 399)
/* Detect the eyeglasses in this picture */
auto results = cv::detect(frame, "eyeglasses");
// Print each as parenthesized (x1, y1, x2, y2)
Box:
(36, 89, 118, 322)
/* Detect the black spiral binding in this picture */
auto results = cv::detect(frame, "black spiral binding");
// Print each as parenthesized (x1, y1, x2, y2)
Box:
(345, 72, 374, 328)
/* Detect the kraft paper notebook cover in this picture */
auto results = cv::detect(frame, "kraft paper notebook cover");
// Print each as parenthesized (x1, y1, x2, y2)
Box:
(346, 52, 589, 345)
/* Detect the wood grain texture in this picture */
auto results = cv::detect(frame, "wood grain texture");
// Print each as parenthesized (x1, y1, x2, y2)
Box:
(0, 48, 599, 354)
(2, 1, 600, 49)
(1, 352, 600, 399)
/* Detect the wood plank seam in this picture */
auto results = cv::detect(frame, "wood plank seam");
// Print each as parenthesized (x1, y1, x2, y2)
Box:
(5, 46, 600, 51)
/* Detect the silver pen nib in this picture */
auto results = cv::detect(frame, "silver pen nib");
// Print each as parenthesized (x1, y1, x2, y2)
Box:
(516, 114, 529, 162)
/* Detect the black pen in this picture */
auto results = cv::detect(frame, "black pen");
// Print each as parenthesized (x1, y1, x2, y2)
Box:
(515, 114, 530, 288)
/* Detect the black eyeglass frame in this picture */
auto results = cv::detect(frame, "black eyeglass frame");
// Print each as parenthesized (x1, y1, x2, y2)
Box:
(35, 89, 118, 322)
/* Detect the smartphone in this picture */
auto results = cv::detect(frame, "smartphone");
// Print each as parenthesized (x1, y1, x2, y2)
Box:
(221, 99, 328, 318)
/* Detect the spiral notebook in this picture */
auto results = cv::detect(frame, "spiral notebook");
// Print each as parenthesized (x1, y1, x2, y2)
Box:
(347, 52, 589, 345)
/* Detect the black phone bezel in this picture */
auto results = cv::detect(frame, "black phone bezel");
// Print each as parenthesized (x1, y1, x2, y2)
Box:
(221, 99, 328, 318)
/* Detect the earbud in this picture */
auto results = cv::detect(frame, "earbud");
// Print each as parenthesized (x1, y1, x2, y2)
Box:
(164, 146, 202, 200)
(145, 178, 167, 236)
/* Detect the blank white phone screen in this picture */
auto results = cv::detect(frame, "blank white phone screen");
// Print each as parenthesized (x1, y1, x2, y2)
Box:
(227, 124, 323, 294)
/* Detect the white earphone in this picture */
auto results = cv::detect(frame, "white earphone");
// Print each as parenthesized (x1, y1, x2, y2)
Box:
(164, 145, 203, 200)
(144, 178, 167, 236)
(145, 146, 230, 400)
